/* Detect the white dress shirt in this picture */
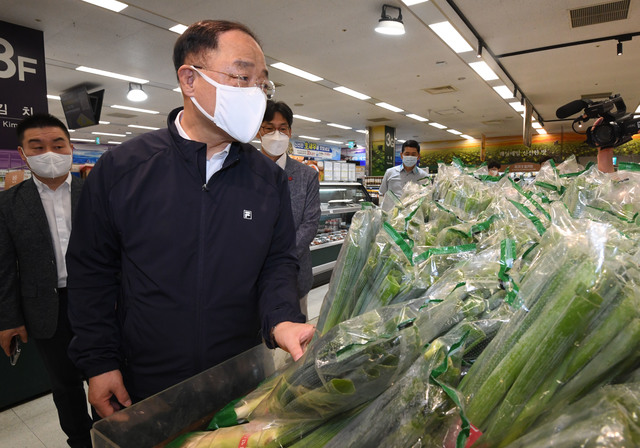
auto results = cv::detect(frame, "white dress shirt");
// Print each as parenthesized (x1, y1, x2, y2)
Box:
(379, 164, 429, 197)
(33, 173, 72, 287)
(175, 111, 230, 182)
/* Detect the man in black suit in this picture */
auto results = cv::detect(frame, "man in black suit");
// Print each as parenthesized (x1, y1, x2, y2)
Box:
(0, 114, 92, 448)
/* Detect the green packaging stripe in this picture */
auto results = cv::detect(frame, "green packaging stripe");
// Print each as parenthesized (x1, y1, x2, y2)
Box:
(470, 215, 498, 234)
(498, 238, 515, 285)
(404, 197, 425, 230)
(477, 175, 501, 182)
(435, 202, 463, 222)
(509, 178, 550, 220)
(549, 159, 558, 174)
(382, 221, 415, 265)
(533, 192, 551, 204)
(585, 205, 639, 225)
(508, 199, 547, 236)
(414, 244, 477, 264)
(429, 331, 470, 448)
(534, 181, 560, 192)
(618, 161, 640, 172)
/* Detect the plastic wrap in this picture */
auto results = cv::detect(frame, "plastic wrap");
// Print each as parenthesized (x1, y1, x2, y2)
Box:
(460, 208, 640, 447)
(504, 383, 640, 448)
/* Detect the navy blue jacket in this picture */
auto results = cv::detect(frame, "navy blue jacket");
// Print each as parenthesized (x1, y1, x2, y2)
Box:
(66, 108, 304, 399)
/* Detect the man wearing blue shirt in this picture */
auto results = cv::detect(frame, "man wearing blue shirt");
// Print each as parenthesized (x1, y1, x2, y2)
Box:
(379, 140, 428, 198)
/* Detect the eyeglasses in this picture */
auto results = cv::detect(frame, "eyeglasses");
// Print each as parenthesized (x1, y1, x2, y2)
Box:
(192, 65, 276, 99)
(260, 124, 290, 135)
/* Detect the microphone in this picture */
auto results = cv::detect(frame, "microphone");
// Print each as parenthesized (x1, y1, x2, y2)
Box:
(556, 99, 588, 119)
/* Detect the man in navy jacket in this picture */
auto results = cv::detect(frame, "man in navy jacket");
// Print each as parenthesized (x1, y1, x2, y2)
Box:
(66, 20, 315, 417)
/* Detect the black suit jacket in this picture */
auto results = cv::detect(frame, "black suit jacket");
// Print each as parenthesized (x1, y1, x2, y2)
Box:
(0, 176, 83, 339)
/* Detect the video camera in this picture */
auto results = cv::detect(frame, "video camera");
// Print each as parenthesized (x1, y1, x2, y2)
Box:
(556, 94, 640, 148)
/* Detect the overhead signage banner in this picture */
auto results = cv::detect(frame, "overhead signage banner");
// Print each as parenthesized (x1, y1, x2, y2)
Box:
(291, 140, 340, 160)
(0, 20, 48, 150)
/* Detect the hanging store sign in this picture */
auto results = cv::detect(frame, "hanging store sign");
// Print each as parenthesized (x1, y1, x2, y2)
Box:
(0, 20, 48, 149)
(291, 139, 340, 160)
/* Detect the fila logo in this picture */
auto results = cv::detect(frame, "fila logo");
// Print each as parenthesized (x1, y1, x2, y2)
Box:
(243, 210, 253, 220)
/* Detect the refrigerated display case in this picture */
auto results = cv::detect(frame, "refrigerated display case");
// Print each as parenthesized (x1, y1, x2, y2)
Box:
(310, 182, 372, 286)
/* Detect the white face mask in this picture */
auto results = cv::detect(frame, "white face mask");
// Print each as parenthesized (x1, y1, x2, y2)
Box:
(23, 151, 72, 179)
(403, 155, 418, 167)
(190, 66, 267, 143)
(261, 131, 290, 157)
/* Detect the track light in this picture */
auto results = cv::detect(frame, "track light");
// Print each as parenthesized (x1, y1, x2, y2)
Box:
(375, 4, 405, 36)
(127, 82, 147, 102)
(476, 40, 482, 58)
(617, 40, 623, 56)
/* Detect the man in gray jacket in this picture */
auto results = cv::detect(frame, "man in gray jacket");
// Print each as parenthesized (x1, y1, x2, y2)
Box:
(258, 101, 321, 319)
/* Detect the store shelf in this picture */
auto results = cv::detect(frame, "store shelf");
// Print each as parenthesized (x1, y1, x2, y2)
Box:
(310, 239, 344, 251)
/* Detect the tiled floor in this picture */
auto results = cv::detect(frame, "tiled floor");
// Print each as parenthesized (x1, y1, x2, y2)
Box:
(0, 283, 329, 448)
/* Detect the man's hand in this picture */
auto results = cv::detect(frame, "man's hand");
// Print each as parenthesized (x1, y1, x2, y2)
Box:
(272, 321, 316, 361)
(88, 370, 132, 418)
(0, 326, 28, 357)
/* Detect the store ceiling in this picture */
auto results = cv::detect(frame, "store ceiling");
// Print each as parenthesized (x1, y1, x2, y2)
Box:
(2, 0, 640, 149)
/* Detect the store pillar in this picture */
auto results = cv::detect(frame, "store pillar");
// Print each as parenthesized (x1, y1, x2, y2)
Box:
(367, 125, 396, 176)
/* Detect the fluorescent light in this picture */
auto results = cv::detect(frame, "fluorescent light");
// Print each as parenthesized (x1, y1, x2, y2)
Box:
(81, 0, 127, 12)
(536, 128, 547, 135)
(107, 141, 122, 145)
(111, 105, 159, 114)
(71, 138, 95, 142)
(333, 86, 371, 100)
(92, 132, 127, 137)
(326, 140, 344, 144)
(169, 24, 188, 34)
(428, 21, 473, 53)
(429, 122, 447, 129)
(461, 134, 475, 140)
(126, 132, 132, 134)
(98, 121, 110, 125)
(397, 139, 406, 143)
(128, 124, 160, 130)
(376, 102, 404, 113)
(76, 66, 148, 84)
(47, 95, 60, 100)
(469, 61, 498, 81)
(356, 129, 367, 134)
(447, 129, 463, 135)
(293, 114, 321, 123)
(68, 129, 75, 133)
(635, 105, 640, 113)
(327, 123, 352, 130)
(493, 85, 514, 99)
(402, 0, 429, 5)
(509, 101, 525, 112)
(271, 62, 323, 82)
(406, 113, 428, 122)
(532, 122, 542, 129)
(299, 135, 320, 141)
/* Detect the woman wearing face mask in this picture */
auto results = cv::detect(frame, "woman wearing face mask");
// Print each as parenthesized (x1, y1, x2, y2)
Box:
(258, 101, 321, 320)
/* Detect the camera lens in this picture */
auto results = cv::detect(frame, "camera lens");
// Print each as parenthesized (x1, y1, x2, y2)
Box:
(593, 123, 616, 146)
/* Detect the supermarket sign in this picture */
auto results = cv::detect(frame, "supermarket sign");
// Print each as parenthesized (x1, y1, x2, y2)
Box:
(291, 139, 340, 160)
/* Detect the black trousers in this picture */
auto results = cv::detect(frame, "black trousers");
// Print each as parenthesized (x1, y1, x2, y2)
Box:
(33, 288, 93, 448)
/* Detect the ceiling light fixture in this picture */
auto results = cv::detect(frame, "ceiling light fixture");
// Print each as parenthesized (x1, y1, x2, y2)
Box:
(76, 66, 148, 84)
(493, 85, 514, 99)
(476, 40, 483, 58)
(299, 135, 320, 141)
(126, 83, 148, 102)
(169, 24, 188, 34)
(401, 0, 429, 5)
(92, 132, 127, 137)
(327, 123, 352, 130)
(128, 124, 160, 130)
(536, 128, 548, 135)
(447, 129, 463, 135)
(429, 122, 447, 129)
(461, 134, 475, 140)
(81, 0, 128, 12)
(293, 114, 321, 123)
(376, 102, 404, 113)
(333, 86, 371, 100)
(375, 4, 406, 36)
(356, 129, 368, 134)
(98, 121, 110, 125)
(107, 141, 123, 145)
(617, 40, 623, 55)
(468, 61, 498, 81)
(71, 138, 95, 142)
(509, 101, 525, 112)
(406, 113, 428, 122)
(111, 105, 159, 114)
(271, 62, 323, 82)
(325, 140, 344, 144)
(428, 21, 473, 53)
(47, 95, 61, 100)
